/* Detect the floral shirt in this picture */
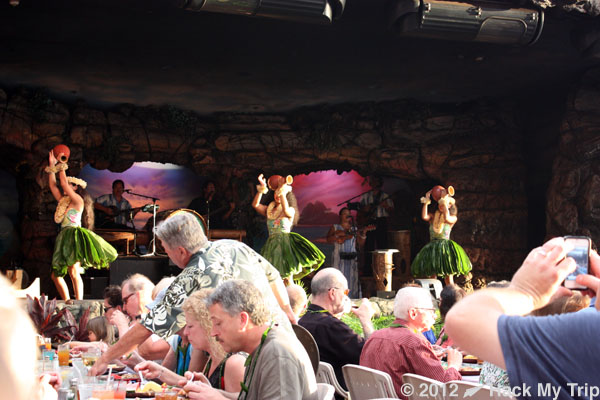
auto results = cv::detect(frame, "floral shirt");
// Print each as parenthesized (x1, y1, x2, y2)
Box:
(141, 239, 290, 338)
(479, 361, 510, 390)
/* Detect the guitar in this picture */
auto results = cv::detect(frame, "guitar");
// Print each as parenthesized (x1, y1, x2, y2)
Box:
(332, 225, 376, 244)
(95, 204, 151, 228)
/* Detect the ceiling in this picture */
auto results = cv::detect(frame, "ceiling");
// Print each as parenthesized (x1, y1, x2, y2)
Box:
(0, 0, 595, 114)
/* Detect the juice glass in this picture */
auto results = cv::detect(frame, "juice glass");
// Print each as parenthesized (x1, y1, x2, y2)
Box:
(44, 337, 52, 350)
(155, 390, 179, 400)
(82, 349, 101, 367)
(58, 343, 70, 366)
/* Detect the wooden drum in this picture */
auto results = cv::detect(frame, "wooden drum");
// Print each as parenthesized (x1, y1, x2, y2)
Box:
(388, 230, 411, 281)
(371, 249, 399, 291)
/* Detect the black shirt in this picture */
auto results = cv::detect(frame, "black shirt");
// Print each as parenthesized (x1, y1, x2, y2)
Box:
(298, 303, 366, 390)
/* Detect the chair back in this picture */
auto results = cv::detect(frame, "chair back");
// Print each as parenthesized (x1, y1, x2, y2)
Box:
(342, 364, 399, 400)
(401, 373, 444, 400)
(316, 361, 349, 399)
(292, 324, 320, 374)
(446, 380, 515, 400)
(317, 383, 336, 400)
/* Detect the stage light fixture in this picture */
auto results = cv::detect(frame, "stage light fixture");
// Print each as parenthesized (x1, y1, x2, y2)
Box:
(181, 0, 346, 24)
(389, 0, 544, 45)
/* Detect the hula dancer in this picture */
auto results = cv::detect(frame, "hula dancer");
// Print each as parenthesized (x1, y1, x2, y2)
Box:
(46, 150, 117, 300)
(411, 185, 471, 285)
(252, 174, 325, 283)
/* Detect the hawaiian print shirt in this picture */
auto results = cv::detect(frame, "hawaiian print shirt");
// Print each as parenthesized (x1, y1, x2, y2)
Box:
(141, 239, 289, 338)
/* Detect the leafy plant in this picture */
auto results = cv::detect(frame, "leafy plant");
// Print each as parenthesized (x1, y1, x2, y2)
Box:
(63, 307, 91, 342)
(26, 295, 75, 342)
(340, 313, 396, 336)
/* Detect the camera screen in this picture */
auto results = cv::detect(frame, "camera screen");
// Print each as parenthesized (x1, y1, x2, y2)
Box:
(565, 238, 589, 282)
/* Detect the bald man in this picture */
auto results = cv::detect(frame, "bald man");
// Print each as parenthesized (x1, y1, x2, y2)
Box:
(286, 283, 308, 320)
(298, 268, 374, 390)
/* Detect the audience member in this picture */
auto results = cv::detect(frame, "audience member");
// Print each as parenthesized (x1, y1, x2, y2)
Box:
(0, 275, 59, 400)
(69, 316, 116, 350)
(120, 274, 170, 362)
(360, 287, 462, 399)
(286, 283, 308, 319)
(434, 283, 467, 347)
(181, 280, 318, 400)
(103, 285, 124, 322)
(299, 268, 374, 391)
(446, 237, 600, 400)
(91, 211, 294, 375)
(136, 289, 245, 392)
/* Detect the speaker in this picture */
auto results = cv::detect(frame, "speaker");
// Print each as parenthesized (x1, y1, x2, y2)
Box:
(109, 257, 179, 285)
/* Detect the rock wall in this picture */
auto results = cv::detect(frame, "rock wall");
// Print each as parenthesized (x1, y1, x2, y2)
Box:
(1, 87, 535, 295)
(547, 67, 600, 242)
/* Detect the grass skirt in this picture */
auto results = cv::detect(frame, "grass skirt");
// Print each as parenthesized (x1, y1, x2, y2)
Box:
(52, 226, 118, 277)
(261, 232, 325, 279)
(411, 238, 471, 277)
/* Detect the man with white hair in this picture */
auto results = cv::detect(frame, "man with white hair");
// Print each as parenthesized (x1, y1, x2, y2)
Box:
(299, 268, 374, 391)
(360, 286, 463, 399)
(90, 211, 294, 375)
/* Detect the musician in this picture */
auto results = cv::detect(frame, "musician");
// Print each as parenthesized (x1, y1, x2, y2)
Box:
(326, 207, 367, 298)
(359, 176, 394, 274)
(94, 179, 137, 229)
(187, 180, 234, 229)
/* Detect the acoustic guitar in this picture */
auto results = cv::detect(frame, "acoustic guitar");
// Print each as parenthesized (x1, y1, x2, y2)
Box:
(332, 225, 376, 244)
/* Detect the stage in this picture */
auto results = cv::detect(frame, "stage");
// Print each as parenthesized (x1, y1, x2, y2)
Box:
(83, 255, 180, 299)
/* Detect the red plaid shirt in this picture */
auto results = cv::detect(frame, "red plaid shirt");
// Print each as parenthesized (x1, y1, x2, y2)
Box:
(359, 318, 461, 399)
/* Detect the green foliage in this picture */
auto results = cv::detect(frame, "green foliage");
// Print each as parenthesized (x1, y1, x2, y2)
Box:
(62, 307, 91, 342)
(340, 313, 396, 336)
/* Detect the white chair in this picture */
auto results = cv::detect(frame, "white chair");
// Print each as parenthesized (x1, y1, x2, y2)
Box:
(401, 373, 444, 400)
(317, 383, 336, 400)
(446, 380, 515, 400)
(316, 361, 349, 399)
(342, 364, 399, 400)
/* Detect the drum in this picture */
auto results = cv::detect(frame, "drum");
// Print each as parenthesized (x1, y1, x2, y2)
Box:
(388, 230, 411, 280)
(371, 249, 398, 291)
(166, 209, 207, 234)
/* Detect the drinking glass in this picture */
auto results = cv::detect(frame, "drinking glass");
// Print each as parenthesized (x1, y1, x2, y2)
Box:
(44, 337, 52, 350)
(58, 343, 70, 366)
(82, 348, 101, 367)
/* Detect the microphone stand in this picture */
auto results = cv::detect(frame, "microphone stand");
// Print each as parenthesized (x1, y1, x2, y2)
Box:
(125, 190, 160, 257)
(336, 189, 374, 210)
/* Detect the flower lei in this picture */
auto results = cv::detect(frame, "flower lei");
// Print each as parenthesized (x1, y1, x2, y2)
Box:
(54, 196, 71, 223)
(266, 202, 283, 220)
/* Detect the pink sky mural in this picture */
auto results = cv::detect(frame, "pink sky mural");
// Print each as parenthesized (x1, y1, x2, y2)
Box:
(79, 163, 371, 229)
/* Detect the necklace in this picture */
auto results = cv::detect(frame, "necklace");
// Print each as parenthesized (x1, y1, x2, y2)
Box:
(238, 323, 273, 399)
(266, 202, 283, 220)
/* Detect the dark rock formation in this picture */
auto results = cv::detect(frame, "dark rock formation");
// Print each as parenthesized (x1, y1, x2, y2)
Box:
(1, 84, 585, 295)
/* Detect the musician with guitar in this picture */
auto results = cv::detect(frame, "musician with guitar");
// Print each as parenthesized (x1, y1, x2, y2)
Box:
(326, 207, 373, 298)
(358, 176, 394, 275)
(94, 179, 140, 229)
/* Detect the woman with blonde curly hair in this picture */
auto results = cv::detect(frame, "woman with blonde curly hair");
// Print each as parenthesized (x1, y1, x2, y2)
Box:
(46, 150, 117, 300)
(135, 289, 246, 393)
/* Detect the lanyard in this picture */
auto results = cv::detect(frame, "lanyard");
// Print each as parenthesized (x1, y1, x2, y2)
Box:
(238, 323, 273, 399)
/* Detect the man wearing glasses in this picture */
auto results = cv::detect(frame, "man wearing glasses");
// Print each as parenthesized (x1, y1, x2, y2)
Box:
(360, 286, 463, 399)
(299, 268, 374, 392)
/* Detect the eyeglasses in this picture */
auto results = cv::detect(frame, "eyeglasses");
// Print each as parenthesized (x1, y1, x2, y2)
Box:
(414, 307, 436, 313)
(103, 306, 114, 313)
(330, 287, 350, 296)
(122, 292, 135, 305)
